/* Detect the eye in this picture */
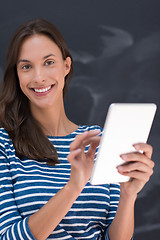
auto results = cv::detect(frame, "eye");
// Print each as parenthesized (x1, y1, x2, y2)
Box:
(21, 64, 32, 70)
(45, 60, 54, 66)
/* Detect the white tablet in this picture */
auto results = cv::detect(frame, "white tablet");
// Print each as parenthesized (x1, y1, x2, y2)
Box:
(90, 103, 157, 185)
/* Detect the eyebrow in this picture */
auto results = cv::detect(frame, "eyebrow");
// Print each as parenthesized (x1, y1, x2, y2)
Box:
(17, 59, 30, 64)
(43, 54, 55, 59)
(17, 54, 56, 64)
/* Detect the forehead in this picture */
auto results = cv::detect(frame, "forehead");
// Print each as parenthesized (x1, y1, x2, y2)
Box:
(18, 34, 62, 58)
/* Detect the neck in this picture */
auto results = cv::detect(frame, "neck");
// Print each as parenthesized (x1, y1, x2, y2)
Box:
(30, 101, 78, 136)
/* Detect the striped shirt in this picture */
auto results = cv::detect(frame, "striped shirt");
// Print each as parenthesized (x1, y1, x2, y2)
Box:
(0, 125, 120, 240)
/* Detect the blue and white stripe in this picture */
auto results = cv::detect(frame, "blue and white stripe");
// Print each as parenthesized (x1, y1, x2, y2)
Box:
(0, 125, 120, 239)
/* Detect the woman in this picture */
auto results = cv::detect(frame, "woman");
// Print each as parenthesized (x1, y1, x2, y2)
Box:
(0, 18, 154, 240)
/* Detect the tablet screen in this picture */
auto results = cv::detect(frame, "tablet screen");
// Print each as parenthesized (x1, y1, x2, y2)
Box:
(90, 103, 157, 185)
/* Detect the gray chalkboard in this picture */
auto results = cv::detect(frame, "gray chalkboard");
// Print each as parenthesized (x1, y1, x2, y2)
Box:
(0, 0, 160, 239)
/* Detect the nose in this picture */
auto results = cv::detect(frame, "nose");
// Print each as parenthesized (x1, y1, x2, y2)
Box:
(33, 67, 45, 84)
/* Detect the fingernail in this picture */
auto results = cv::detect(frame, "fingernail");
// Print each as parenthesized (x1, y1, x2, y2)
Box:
(93, 129, 101, 134)
(133, 144, 140, 150)
(120, 154, 128, 160)
(117, 165, 122, 170)
(76, 148, 82, 154)
(117, 165, 124, 172)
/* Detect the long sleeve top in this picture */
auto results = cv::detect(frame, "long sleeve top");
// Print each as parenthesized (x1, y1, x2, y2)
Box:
(0, 125, 120, 239)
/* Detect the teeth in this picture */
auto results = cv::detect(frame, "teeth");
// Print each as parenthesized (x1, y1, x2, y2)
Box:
(34, 86, 51, 93)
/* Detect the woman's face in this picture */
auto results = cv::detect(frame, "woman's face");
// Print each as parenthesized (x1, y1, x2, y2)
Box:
(17, 34, 71, 111)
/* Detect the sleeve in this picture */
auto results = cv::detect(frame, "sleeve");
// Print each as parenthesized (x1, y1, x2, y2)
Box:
(0, 147, 36, 240)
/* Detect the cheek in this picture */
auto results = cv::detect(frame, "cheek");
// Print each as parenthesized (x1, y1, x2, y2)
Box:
(18, 76, 25, 90)
(49, 68, 65, 85)
(17, 73, 29, 93)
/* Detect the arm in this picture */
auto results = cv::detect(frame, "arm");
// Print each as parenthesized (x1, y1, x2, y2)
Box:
(0, 151, 36, 240)
(108, 143, 154, 240)
(0, 130, 100, 240)
(107, 187, 135, 240)
(26, 129, 101, 240)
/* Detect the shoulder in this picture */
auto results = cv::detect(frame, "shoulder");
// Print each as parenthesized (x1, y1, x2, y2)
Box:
(0, 128, 10, 144)
(0, 128, 12, 154)
(77, 125, 103, 135)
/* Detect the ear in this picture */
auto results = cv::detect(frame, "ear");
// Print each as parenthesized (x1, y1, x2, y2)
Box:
(64, 57, 72, 76)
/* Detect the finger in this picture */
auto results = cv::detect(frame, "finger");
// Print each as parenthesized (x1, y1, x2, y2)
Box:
(133, 143, 153, 159)
(118, 169, 153, 182)
(70, 129, 100, 151)
(82, 136, 101, 148)
(67, 148, 82, 164)
(87, 139, 101, 159)
(120, 152, 155, 169)
(70, 131, 88, 151)
(117, 161, 154, 175)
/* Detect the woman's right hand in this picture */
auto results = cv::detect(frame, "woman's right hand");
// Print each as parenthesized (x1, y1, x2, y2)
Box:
(67, 129, 101, 192)
(27, 129, 101, 240)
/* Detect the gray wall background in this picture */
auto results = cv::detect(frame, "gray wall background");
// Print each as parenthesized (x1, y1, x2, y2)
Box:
(0, 0, 160, 239)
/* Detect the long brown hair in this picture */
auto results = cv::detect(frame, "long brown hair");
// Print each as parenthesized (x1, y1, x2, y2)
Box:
(0, 18, 74, 165)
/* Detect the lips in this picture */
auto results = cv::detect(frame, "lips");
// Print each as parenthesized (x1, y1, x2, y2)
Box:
(34, 85, 51, 93)
(31, 84, 54, 95)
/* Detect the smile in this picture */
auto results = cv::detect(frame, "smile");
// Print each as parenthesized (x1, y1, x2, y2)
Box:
(33, 86, 52, 93)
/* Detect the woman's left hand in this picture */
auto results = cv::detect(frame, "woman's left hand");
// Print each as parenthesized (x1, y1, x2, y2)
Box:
(117, 143, 154, 199)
